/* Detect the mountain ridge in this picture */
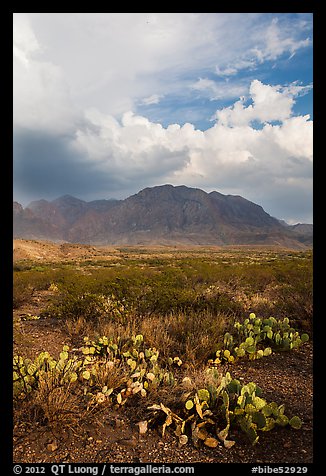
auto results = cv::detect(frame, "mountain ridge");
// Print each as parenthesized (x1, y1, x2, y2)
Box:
(13, 185, 312, 248)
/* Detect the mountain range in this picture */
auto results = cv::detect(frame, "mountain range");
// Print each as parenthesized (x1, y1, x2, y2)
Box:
(13, 184, 313, 248)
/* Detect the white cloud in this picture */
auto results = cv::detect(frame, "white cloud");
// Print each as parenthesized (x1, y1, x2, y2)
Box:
(212, 17, 311, 80)
(215, 59, 256, 77)
(70, 80, 312, 198)
(213, 80, 309, 127)
(13, 13, 227, 120)
(13, 15, 79, 133)
(264, 115, 313, 160)
(13, 14, 40, 65)
(141, 94, 163, 105)
(281, 81, 313, 98)
(253, 17, 311, 62)
(191, 77, 248, 101)
(13, 13, 312, 127)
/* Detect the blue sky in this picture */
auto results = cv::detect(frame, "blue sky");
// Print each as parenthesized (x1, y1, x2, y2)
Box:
(13, 13, 313, 223)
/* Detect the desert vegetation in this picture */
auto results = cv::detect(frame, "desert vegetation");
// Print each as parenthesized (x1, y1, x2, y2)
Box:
(13, 243, 313, 463)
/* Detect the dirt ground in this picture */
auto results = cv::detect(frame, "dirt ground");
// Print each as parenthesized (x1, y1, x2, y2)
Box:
(13, 289, 313, 465)
(13, 238, 294, 263)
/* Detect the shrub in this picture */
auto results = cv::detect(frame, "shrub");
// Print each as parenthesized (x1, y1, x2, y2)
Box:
(13, 277, 34, 309)
(41, 287, 130, 324)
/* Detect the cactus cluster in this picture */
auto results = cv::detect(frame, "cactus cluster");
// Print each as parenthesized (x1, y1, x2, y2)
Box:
(147, 368, 302, 447)
(211, 313, 309, 364)
(82, 334, 181, 405)
(227, 377, 302, 443)
(48, 282, 59, 292)
(13, 317, 307, 448)
(14, 334, 182, 408)
(81, 333, 180, 406)
(13, 346, 82, 399)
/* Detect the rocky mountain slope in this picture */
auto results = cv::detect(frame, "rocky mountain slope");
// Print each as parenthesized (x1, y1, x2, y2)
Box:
(13, 185, 313, 247)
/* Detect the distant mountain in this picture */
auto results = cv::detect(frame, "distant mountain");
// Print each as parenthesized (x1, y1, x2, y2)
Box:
(289, 223, 313, 235)
(13, 201, 62, 241)
(286, 223, 313, 246)
(275, 219, 313, 245)
(13, 185, 313, 248)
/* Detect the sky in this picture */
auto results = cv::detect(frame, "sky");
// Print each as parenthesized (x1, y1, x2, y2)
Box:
(13, 13, 313, 224)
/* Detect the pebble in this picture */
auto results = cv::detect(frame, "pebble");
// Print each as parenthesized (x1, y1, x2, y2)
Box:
(117, 437, 137, 448)
(137, 421, 148, 434)
(47, 442, 58, 452)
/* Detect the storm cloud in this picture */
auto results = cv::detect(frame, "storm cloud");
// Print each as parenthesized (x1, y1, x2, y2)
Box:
(13, 129, 120, 204)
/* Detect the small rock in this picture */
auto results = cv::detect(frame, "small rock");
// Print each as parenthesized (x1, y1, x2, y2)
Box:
(137, 420, 148, 435)
(47, 442, 58, 452)
(117, 437, 138, 448)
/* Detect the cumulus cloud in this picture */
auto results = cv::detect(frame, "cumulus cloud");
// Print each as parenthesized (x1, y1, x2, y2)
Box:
(14, 77, 313, 221)
(67, 80, 312, 199)
(213, 80, 312, 127)
(72, 110, 197, 180)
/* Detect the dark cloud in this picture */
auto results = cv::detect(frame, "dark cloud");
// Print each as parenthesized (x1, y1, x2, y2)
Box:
(13, 128, 133, 204)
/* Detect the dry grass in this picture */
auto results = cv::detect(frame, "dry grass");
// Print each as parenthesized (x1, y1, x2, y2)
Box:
(17, 372, 83, 435)
(63, 316, 93, 345)
(140, 316, 175, 358)
(140, 310, 231, 364)
(96, 316, 139, 344)
(13, 317, 27, 345)
(63, 308, 234, 366)
(90, 360, 128, 391)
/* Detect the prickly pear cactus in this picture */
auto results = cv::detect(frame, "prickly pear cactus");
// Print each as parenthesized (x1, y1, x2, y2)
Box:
(215, 313, 309, 365)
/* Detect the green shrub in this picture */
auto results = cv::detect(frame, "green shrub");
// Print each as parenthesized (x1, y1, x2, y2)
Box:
(41, 288, 130, 323)
(13, 278, 34, 309)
